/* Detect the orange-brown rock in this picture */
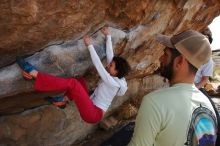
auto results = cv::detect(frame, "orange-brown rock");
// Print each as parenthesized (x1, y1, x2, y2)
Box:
(0, 0, 220, 68)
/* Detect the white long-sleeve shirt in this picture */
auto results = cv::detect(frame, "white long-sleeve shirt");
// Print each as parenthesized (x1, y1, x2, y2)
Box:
(88, 35, 128, 111)
(194, 58, 213, 86)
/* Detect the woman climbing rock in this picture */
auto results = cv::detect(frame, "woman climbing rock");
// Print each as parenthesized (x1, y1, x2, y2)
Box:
(16, 27, 131, 124)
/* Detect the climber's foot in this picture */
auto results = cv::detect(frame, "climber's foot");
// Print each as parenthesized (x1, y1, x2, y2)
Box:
(46, 96, 68, 109)
(16, 57, 38, 80)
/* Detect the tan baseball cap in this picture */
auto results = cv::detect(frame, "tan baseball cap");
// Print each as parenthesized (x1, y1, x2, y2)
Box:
(156, 30, 212, 69)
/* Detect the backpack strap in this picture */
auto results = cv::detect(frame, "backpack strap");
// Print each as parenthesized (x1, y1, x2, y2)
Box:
(200, 88, 220, 145)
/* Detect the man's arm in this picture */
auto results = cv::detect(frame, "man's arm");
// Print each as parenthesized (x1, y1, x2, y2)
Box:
(195, 76, 209, 89)
(128, 96, 161, 146)
(101, 27, 114, 64)
(196, 59, 213, 89)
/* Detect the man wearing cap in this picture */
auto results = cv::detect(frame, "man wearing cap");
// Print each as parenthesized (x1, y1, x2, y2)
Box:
(128, 30, 218, 146)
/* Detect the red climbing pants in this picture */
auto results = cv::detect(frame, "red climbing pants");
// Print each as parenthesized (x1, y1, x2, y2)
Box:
(34, 72, 103, 124)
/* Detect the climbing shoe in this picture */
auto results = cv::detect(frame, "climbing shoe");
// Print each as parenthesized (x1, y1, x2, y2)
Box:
(46, 96, 67, 109)
(16, 57, 36, 80)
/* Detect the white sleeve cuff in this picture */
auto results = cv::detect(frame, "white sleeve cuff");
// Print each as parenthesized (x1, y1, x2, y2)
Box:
(88, 45, 94, 50)
(107, 35, 111, 40)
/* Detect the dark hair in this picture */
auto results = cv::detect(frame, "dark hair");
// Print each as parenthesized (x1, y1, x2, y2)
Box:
(170, 48, 197, 74)
(170, 48, 181, 62)
(201, 28, 213, 44)
(113, 56, 131, 78)
(206, 34, 213, 44)
(188, 62, 198, 74)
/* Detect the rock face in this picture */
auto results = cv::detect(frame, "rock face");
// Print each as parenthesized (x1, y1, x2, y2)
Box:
(1, 0, 220, 68)
(0, 105, 96, 146)
(212, 49, 220, 82)
(0, 0, 220, 145)
(0, 28, 126, 98)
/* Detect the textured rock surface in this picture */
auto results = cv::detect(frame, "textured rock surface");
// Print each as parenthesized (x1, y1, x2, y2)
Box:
(0, 28, 126, 98)
(0, 105, 96, 146)
(212, 49, 220, 81)
(207, 49, 220, 97)
(1, 0, 220, 68)
(0, 0, 220, 145)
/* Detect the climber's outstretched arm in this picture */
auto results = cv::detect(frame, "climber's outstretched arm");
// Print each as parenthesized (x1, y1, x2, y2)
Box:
(101, 27, 114, 64)
(83, 35, 117, 85)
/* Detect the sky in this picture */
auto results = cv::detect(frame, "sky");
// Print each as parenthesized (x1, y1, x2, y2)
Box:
(208, 16, 220, 50)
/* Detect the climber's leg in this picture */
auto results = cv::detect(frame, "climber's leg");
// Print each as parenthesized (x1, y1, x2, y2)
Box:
(34, 72, 103, 123)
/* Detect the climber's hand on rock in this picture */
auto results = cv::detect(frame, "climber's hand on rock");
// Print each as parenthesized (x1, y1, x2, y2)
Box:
(83, 35, 92, 46)
(101, 27, 110, 36)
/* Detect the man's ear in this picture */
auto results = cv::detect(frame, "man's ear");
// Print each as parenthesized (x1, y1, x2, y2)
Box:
(174, 55, 185, 69)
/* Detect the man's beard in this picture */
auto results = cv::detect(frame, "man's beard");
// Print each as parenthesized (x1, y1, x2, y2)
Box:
(160, 62, 173, 81)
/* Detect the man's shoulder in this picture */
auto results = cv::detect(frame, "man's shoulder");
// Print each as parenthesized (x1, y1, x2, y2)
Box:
(150, 86, 177, 94)
(143, 84, 193, 101)
(144, 87, 175, 100)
